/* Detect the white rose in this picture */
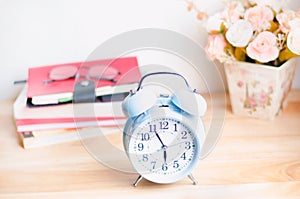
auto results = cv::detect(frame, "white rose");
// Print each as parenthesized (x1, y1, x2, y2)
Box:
(287, 27, 300, 55)
(206, 13, 223, 33)
(225, 20, 253, 47)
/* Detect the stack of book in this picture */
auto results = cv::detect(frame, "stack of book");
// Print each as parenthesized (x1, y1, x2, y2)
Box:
(13, 57, 141, 148)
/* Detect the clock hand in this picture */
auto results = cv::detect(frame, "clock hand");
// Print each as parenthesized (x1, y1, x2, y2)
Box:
(154, 131, 166, 148)
(155, 141, 185, 152)
(163, 146, 167, 164)
(153, 131, 168, 164)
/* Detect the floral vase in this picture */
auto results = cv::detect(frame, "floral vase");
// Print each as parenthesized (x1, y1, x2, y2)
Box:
(224, 58, 297, 120)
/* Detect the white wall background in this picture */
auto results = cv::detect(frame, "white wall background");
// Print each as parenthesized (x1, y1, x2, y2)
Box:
(0, 0, 299, 102)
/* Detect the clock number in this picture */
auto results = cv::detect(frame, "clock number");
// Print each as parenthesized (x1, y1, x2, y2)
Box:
(137, 143, 144, 151)
(149, 124, 156, 132)
(162, 164, 168, 171)
(181, 131, 187, 139)
(185, 141, 191, 150)
(181, 152, 186, 160)
(151, 161, 156, 169)
(159, 121, 169, 130)
(173, 123, 178, 132)
(141, 133, 150, 141)
(173, 160, 179, 169)
(142, 154, 148, 162)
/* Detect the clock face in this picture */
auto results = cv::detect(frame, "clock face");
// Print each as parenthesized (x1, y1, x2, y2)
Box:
(127, 117, 200, 184)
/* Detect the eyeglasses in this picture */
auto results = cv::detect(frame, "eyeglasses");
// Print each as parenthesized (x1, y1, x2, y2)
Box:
(44, 65, 120, 84)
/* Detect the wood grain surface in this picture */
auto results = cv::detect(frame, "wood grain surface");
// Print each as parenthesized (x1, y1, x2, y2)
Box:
(0, 91, 299, 199)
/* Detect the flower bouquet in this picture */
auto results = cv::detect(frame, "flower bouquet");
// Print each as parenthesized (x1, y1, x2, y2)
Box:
(187, 0, 300, 119)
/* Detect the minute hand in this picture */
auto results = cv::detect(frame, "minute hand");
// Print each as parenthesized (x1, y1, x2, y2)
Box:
(155, 141, 186, 152)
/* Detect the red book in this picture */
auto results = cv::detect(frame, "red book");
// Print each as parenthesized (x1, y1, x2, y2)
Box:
(27, 57, 141, 105)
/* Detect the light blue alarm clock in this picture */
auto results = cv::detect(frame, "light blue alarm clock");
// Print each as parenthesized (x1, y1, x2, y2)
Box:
(122, 72, 207, 186)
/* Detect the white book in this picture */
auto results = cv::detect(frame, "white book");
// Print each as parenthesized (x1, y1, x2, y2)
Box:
(13, 85, 126, 120)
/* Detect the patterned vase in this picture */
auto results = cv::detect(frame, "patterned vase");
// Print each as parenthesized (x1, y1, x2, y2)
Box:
(224, 58, 297, 120)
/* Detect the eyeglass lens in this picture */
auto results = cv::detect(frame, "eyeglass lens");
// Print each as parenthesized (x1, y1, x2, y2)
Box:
(49, 65, 78, 81)
(45, 65, 120, 84)
(88, 65, 120, 82)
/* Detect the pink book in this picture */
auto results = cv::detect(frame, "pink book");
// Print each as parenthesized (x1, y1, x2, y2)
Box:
(16, 117, 126, 132)
(27, 57, 141, 105)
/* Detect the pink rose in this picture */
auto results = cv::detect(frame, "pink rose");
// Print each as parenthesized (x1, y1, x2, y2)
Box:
(244, 5, 274, 31)
(246, 31, 279, 63)
(249, 0, 287, 13)
(289, 17, 300, 31)
(287, 27, 300, 55)
(276, 10, 297, 33)
(222, 0, 245, 27)
(205, 34, 227, 62)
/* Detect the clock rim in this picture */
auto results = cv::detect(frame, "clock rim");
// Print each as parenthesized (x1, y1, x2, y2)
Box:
(124, 108, 204, 184)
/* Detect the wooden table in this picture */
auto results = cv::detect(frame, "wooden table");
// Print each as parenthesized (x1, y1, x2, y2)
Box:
(1, 91, 300, 199)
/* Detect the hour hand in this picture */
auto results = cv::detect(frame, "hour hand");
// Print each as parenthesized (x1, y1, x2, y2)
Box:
(154, 131, 165, 147)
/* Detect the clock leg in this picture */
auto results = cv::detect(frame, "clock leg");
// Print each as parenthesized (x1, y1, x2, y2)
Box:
(188, 174, 198, 185)
(132, 175, 143, 187)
